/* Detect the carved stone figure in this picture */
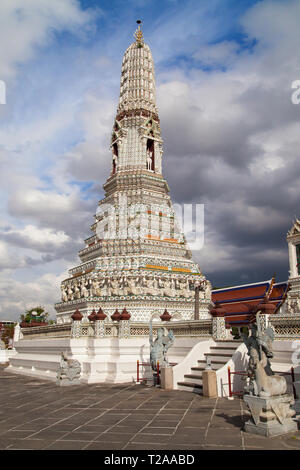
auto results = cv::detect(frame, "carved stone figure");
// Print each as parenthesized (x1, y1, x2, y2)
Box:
(163, 278, 173, 297)
(157, 277, 164, 289)
(56, 352, 81, 386)
(112, 153, 118, 173)
(179, 279, 192, 299)
(172, 280, 180, 297)
(117, 276, 125, 294)
(146, 148, 152, 170)
(242, 313, 297, 436)
(67, 284, 74, 301)
(61, 285, 68, 302)
(81, 280, 89, 298)
(146, 276, 158, 296)
(127, 277, 138, 296)
(242, 319, 286, 397)
(287, 298, 299, 314)
(90, 278, 99, 297)
(74, 282, 81, 300)
(149, 318, 174, 372)
(101, 278, 111, 296)
(110, 278, 119, 296)
(249, 346, 286, 397)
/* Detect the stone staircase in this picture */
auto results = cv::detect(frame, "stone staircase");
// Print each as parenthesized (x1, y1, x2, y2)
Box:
(177, 340, 241, 394)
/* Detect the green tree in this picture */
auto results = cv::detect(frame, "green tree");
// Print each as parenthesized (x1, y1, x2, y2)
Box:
(20, 306, 49, 324)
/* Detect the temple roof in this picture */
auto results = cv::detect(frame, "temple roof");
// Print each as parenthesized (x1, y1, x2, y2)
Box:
(212, 279, 289, 326)
(287, 217, 300, 239)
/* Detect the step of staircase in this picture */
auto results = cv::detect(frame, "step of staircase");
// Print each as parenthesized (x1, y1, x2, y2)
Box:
(183, 374, 203, 386)
(209, 346, 238, 354)
(177, 381, 203, 394)
(215, 340, 242, 347)
(204, 353, 234, 361)
(197, 360, 228, 370)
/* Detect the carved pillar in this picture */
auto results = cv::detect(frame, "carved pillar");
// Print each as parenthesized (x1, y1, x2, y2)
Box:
(94, 308, 107, 338)
(111, 309, 121, 337)
(71, 309, 83, 338)
(210, 303, 228, 341)
(119, 308, 131, 339)
(288, 242, 298, 278)
(255, 300, 276, 334)
(257, 313, 270, 333)
(87, 309, 96, 337)
(194, 282, 200, 320)
(13, 323, 21, 345)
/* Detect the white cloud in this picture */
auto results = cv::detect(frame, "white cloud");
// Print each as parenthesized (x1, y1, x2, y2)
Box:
(0, 225, 70, 251)
(0, 0, 95, 80)
(193, 41, 240, 67)
(0, 271, 65, 320)
(8, 189, 92, 233)
(0, 240, 27, 270)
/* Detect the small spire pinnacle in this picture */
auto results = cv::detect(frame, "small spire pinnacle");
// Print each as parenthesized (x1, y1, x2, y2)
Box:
(134, 19, 144, 45)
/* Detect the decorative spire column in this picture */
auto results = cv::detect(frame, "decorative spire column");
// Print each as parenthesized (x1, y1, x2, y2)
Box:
(119, 308, 131, 338)
(71, 309, 83, 338)
(210, 302, 228, 341)
(94, 308, 107, 338)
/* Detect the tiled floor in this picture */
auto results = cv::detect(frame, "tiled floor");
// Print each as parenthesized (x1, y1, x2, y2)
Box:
(0, 365, 299, 450)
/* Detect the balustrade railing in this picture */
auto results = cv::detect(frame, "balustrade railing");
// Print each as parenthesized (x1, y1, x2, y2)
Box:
(20, 318, 212, 339)
(19, 314, 300, 341)
(269, 314, 300, 339)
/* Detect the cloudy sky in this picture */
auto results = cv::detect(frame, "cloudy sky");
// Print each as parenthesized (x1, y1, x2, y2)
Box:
(0, 0, 300, 320)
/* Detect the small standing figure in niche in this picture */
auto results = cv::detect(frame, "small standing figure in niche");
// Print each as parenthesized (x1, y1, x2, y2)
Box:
(146, 148, 152, 170)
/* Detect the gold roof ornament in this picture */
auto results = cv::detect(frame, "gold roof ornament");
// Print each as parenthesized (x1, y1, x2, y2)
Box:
(134, 19, 144, 46)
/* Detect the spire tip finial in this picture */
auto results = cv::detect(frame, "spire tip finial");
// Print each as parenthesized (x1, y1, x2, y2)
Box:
(134, 19, 144, 45)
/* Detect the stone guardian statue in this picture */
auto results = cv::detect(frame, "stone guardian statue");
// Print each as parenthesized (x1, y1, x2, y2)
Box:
(149, 318, 174, 374)
(56, 352, 81, 386)
(242, 312, 297, 436)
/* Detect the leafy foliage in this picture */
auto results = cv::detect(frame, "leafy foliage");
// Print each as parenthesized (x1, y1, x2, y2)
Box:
(20, 306, 49, 324)
(231, 326, 249, 339)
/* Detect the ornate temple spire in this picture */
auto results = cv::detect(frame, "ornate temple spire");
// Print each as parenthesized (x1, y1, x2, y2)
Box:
(55, 23, 210, 326)
(117, 21, 157, 116)
(110, 22, 163, 175)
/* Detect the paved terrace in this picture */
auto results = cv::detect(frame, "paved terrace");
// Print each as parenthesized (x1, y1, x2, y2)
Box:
(0, 365, 299, 451)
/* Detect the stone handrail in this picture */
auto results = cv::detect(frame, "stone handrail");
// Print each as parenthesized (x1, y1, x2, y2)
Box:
(21, 323, 71, 338)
